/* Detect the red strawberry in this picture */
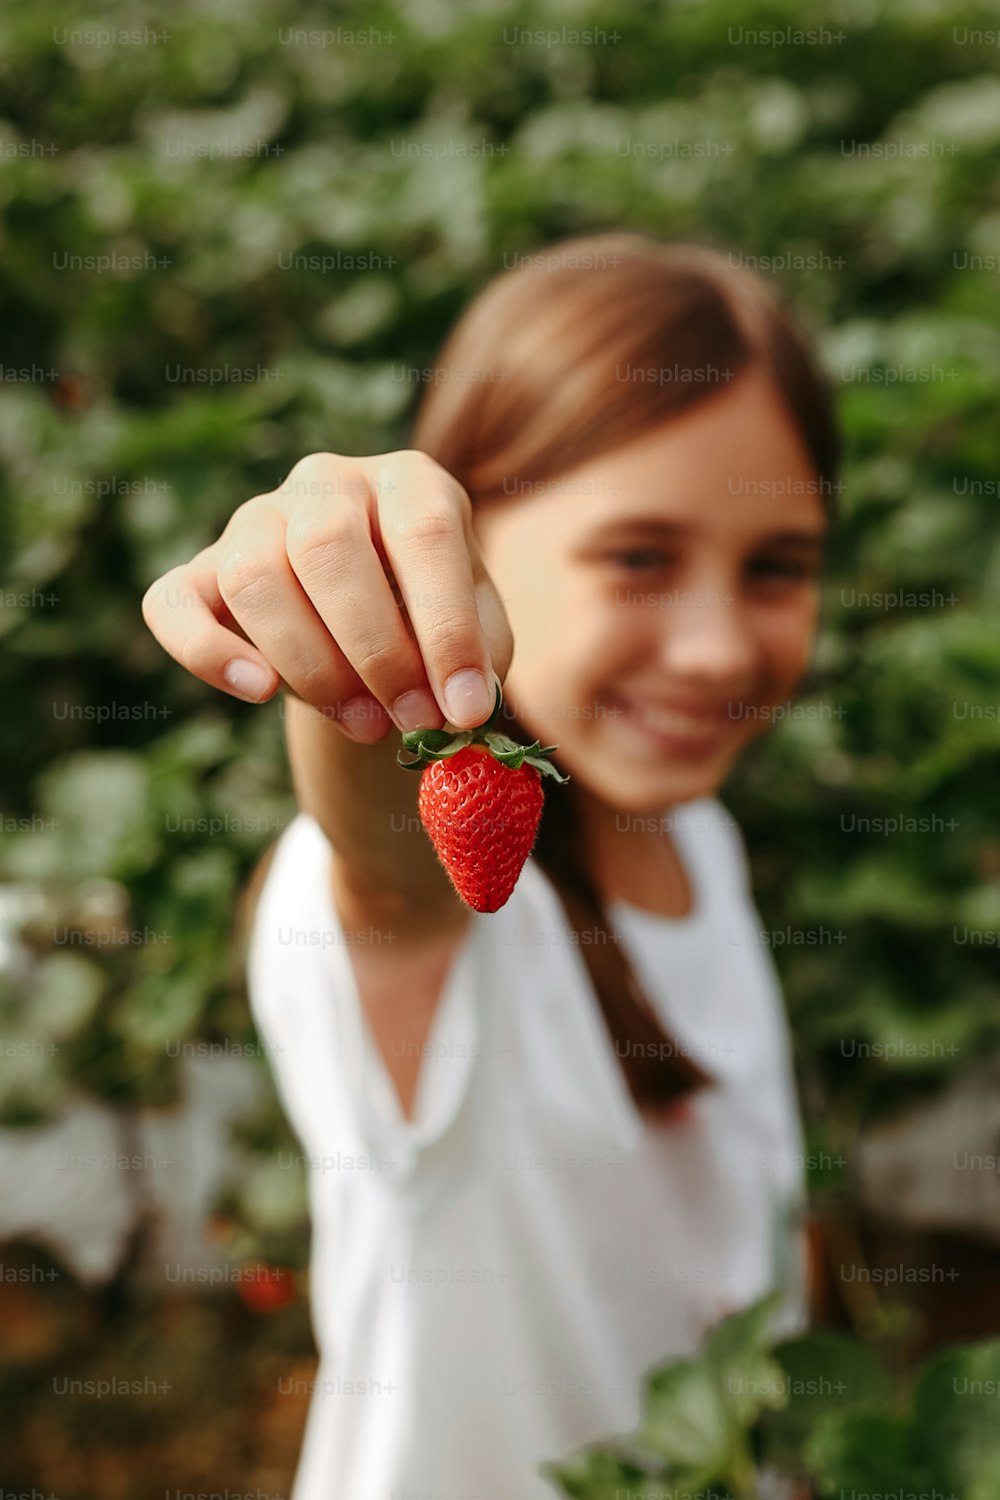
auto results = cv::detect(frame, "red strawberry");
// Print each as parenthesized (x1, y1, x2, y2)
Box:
(417, 746, 543, 912)
(396, 682, 569, 913)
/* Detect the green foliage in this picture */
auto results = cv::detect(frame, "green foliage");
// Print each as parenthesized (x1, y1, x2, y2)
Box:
(544, 1295, 1000, 1499)
(758, 1330, 891, 1467)
(0, 0, 997, 1248)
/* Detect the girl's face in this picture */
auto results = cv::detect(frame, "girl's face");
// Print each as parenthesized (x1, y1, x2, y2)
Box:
(472, 370, 829, 814)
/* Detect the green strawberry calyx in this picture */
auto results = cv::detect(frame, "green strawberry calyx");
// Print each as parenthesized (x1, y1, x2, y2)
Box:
(395, 679, 570, 783)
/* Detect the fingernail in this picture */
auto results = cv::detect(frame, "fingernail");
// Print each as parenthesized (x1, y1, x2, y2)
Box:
(390, 688, 440, 733)
(338, 695, 390, 744)
(443, 669, 492, 727)
(223, 659, 273, 702)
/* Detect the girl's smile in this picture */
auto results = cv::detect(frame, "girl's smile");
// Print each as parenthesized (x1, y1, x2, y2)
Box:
(603, 691, 735, 760)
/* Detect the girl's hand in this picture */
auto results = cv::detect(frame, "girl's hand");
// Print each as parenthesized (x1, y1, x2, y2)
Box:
(141, 450, 514, 740)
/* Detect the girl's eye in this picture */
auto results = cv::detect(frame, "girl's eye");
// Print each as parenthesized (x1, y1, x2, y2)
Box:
(608, 549, 671, 571)
(747, 556, 816, 585)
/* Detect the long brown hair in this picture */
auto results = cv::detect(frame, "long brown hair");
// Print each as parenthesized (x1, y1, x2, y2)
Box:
(409, 232, 841, 1113)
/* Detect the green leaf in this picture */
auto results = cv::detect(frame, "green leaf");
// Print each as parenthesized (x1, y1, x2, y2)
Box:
(399, 728, 456, 752)
(483, 732, 525, 755)
(703, 1291, 790, 1427)
(704, 1291, 784, 1369)
(422, 737, 477, 760)
(760, 1332, 893, 1470)
(638, 1357, 736, 1478)
(492, 746, 527, 769)
(911, 1340, 1000, 1500)
(804, 1410, 915, 1498)
(540, 1451, 667, 1500)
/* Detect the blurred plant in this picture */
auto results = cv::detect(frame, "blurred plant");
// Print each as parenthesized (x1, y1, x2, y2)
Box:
(0, 0, 997, 1266)
(544, 1291, 1000, 1500)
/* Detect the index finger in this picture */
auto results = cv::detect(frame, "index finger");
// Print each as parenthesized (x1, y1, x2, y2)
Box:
(372, 452, 498, 730)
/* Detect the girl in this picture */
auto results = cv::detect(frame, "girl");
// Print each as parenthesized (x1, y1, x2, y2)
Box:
(142, 232, 839, 1499)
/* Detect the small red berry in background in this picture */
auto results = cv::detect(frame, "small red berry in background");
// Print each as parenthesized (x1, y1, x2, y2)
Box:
(236, 1265, 296, 1313)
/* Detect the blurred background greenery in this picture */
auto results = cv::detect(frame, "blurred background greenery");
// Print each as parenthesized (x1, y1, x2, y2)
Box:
(1, 0, 998, 1493)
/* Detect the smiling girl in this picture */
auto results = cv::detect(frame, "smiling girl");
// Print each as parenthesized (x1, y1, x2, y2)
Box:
(142, 232, 839, 1499)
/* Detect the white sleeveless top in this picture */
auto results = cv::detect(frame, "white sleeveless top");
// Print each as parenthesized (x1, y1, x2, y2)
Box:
(247, 797, 808, 1500)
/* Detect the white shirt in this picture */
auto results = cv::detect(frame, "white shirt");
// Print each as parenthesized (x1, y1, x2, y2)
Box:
(247, 796, 808, 1500)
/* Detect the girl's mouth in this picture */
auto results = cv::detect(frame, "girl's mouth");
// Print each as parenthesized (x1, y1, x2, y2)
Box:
(607, 693, 734, 758)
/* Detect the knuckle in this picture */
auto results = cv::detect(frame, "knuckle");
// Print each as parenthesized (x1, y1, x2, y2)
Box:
(216, 550, 271, 608)
(293, 657, 343, 705)
(376, 449, 469, 508)
(394, 503, 462, 548)
(285, 505, 361, 572)
(285, 451, 336, 481)
(386, 447, 440, 476)
(352, 635, 403, 679)
(424, 607, 480, 657)
(280, 452, 354, 503)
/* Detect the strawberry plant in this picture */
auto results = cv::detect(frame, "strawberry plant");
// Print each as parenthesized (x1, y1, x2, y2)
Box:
(543, 1293, 1000, 1500)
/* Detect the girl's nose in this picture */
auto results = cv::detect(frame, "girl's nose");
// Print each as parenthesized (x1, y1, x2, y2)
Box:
(655, 580, 758, 689)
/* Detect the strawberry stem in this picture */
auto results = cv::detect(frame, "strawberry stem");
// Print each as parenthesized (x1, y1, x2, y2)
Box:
(395, 680, 570, 783)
